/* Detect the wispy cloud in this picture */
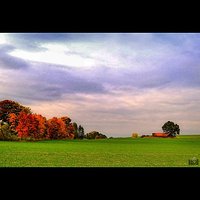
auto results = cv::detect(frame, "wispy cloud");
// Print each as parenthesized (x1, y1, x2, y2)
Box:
(0, 33, 200, 136)
(0, 44, 29, 69)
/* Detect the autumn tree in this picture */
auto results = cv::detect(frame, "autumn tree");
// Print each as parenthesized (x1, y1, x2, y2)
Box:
(8, 112, 47, 139)
(1, 99, 84, 141)
(47, 117, 67, 139)
(61, 116, 71, 126)
(33, 114, 47, 139)
(8, 113, 18, 134)
(67, 123, 75, 139)
(0, 100, 31, 123)
(16, 112, 40, 139)
(61, 116, 75, 139)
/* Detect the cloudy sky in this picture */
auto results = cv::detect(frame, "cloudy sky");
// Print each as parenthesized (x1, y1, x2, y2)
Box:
(0, 33, 200, 136)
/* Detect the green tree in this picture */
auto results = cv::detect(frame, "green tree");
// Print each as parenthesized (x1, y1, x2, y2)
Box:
(162, 121, 180, 137)
(72, 122, 78, 138)
(0, 122, 17, 141)
(78, 125, 84, 139)
(85, 131, 107, 139)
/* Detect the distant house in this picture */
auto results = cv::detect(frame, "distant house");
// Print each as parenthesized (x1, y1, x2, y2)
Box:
(152, 132, 170, 137)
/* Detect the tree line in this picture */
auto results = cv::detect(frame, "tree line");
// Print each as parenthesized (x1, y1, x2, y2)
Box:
(0, 100, 86, 141)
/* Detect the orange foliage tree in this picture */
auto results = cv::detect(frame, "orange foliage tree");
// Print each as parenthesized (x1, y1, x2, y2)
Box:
(47, 117, 67, 139)
(16, 112, 37, 138)
(8, 112, 47, 139)
(4, 100, 83, 141)
(8, 113, 18, 134)
(34, 114, 47, 139)
(60, 116, 75, 139)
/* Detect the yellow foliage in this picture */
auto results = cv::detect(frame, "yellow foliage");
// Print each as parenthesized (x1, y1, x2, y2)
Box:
(131, 133, 138, 138)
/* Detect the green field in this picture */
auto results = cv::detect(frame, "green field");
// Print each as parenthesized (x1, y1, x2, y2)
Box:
(0, 135, 200, 167)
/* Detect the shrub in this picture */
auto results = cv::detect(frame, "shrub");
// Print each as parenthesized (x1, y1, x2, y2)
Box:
(95, 135, 107, 139)
(85, 131, 107, 139)
(131, 133, 138, 138)
(0, 123, 19, 141)
(24, 137, 37, 142)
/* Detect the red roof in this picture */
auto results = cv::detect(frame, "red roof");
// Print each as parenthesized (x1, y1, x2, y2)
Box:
(152, 133, 168, 137)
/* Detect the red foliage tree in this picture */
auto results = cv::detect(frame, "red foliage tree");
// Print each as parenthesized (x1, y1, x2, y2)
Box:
(47, 117, 67, 139)
(8, 113, 18, 134)
(15, 112, 38, 138)
(61, 116, 71, 125)
(67, 123, 75, 139)
(0, 100, 31, 123)
(8, 112, 47, 139)
(34, 114, 47, 139)
(4, 99, 83, 141)
(60, 116, 75, 139)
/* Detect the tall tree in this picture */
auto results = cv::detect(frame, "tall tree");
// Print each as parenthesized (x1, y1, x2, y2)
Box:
(162, 121, 180, 137)
(15, 112, 38, 138)
(8, 112, 47, 139)
(72, 122, 78, 138)
(34, 114, 47, 139)
(61, 116, 71, 126)
(8, 113, 18, 134)
(60, 116, 74, 139)
(78, 125, 84, 139)
(47, 117, 67, 139)
(0, 100, 31, 123)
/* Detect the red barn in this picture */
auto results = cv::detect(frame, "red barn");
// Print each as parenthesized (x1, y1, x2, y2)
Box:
(152, 132, 169, 137)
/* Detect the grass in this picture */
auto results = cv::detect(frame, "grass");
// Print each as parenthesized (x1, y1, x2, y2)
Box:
(0, 135, 200, 167)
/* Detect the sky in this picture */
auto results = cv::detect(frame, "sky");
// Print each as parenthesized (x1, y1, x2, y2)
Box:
(0, 33, 200, 137)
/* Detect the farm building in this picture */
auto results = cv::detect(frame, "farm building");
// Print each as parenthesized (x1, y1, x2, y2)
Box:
(152, 132, 169, 137)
